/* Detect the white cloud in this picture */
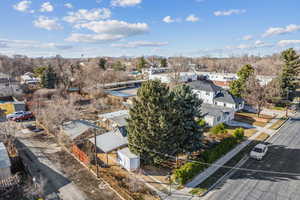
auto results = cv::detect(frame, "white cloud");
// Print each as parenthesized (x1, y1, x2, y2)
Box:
(75, 20, 149, 35)
(66, 33, 124, 42)
(64, 3, 73, 9)
(40, 2, 54, 12)
(278, 40, 300, 46)
(163, 16, 175, 23)
(111, 41, 168, 48)
(214, 9, 246, 16)
(33, 16, 62, 30)
(63, 8, 111, 23)
(13, 1, 33, 13)
(68, 20, 149, 43)
(186, 14, 199, 22)
(263, 24, 300, 37)
(226, 40, 272, 50)
(111, 0, 142, 7)
(242, 35, 253, 41)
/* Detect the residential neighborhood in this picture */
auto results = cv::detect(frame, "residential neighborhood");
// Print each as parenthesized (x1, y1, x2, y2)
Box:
(1, 0, 300, 200)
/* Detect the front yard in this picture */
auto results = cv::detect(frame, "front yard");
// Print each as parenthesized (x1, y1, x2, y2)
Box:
(234, 112, 274, 127)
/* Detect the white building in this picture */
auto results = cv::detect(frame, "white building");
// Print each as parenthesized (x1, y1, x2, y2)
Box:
(0, 142, 11, 180)
(117, 147, 140, 171)
(197, 71, 275, 88)
(20, 72, 40, 84)
(149, 72, 198, 83)
(187, 80, 244, 126)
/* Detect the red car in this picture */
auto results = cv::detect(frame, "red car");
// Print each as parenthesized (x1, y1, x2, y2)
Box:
(11, 112, 34, 122)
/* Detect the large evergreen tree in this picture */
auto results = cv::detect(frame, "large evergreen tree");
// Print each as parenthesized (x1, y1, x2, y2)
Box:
(41, 67, 57, 89)
(98, 58, 107, 70)
(279, 48, 300, 99)
(172, 84, 203, 153)
(229, 64, 254, 97)
(160, 58, 168, 68)
(127, 80, 178, 164)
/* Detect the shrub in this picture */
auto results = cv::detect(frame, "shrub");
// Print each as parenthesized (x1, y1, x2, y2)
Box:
(211, 123, 227, 135)
(173, 162, 206, 185)
(173, 136, 240, 185)
(198, 119, 206, 127)
(233, 128, 245, 140)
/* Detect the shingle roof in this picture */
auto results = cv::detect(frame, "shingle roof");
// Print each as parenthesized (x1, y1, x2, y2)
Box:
(0, 142, 11, 169)
(214, 90, 236, 104)
(201, 103, 234, 118)
(188, 80, 221, 92)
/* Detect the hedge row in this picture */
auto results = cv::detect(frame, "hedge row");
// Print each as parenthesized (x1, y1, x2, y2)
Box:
(173, 133, 244, 185)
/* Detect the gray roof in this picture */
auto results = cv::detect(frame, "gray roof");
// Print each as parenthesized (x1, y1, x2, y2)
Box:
(89, 129, 128, 153)
(118, 147, 139, 159)
(214, 90, 236, 104)
(188, 80, 221, 92)
(201, 103, 234, 118)
(0, 142, 11, 169)
(62, 120, 92, 140)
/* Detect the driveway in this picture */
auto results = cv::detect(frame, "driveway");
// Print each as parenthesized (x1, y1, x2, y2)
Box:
(204, 114, 300, 200)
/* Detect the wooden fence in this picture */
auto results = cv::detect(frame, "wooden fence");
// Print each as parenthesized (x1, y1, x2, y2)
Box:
(71, 144, 90, 165)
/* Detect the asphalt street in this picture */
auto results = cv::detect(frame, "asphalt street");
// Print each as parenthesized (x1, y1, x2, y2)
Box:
(205, 113, 300, 200)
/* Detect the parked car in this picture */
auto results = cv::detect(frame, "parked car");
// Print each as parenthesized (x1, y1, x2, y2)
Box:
(250, 143, 268, 160)
(7, 111, 27, 119)
(7, 111, 34, 122)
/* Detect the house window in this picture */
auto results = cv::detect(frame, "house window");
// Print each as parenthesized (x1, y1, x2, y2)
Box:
(217, 116, 221, 122)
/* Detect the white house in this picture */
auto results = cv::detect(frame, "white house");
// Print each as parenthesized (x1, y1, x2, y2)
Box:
(20, 72, 40, 84)
(188, 80, 244, 112)
(0, 142, 11, 180)
(201, 104, 235, 127)
(187, 80, 244, 126)
(117, 147, 140, 171)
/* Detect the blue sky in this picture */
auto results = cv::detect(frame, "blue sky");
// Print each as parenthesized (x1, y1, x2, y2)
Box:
(0, 0, 300, 57)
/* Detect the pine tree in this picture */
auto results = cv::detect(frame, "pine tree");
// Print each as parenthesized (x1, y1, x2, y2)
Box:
(127, 80, 177, 165)
(160, 58, 168, 68)
(98, 58, 107, 70)
(41, 67, 57, 89)
(172, 84, 203, 153)
(229, 64, 254, 97)
(279, 48, 300, 99)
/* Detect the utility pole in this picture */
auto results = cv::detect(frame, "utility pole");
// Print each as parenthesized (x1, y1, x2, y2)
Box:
(94, 130, 99, 178)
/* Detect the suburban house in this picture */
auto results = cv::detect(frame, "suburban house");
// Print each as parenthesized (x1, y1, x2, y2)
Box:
(187, 80, 245, 126)
(0, 142, 11, 180)
(61, 120, 96, 142)
(20, 72, 40, 85)
(0, 73, 23, 97)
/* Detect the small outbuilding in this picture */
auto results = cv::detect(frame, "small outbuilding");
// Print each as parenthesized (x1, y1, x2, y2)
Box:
(0, 142, 11, 180)
(117, 147, 140, 172)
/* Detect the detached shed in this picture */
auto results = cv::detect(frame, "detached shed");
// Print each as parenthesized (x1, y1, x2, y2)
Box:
(0, 142, 11, 180)
(117, 148, 140, 171)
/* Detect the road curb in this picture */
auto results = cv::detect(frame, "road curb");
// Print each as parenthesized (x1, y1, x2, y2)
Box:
(200, 117, 292, 198)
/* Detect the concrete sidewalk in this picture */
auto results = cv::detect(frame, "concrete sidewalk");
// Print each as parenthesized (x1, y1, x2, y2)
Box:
(164, 112, 289, 200)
